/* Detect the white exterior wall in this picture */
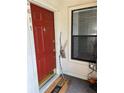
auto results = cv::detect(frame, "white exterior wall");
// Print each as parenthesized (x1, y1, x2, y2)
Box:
(59, 0, 97, 80)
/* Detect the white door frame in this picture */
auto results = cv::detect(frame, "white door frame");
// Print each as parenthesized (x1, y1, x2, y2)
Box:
(27, 0, 60, 93)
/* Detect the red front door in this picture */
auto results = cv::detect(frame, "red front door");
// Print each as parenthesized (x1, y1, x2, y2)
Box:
(30, 3, 56, 83)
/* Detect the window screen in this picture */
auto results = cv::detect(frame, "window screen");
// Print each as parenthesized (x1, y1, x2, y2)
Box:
(71, 7, 97, 63)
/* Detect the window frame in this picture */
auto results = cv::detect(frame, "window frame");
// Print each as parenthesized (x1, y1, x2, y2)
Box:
(71, 6, 97, 63)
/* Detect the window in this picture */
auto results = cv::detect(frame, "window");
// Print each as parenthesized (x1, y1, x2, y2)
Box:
(71, 7, 97, 63)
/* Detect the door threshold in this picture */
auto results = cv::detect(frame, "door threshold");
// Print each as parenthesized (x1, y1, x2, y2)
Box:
(39, 72, 56, 88)
(45, 76, 69, 93)
(39, 74, 60, 93)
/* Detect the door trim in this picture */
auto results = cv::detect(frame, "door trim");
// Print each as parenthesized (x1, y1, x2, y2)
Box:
(28, 0, 60, 92)
(29, 0, 58, 12)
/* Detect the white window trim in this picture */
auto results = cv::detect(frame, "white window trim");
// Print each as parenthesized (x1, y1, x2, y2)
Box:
(68, 2, 97, 64)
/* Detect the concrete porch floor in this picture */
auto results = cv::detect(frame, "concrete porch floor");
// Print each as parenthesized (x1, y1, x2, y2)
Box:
(64, 75, 96, 93)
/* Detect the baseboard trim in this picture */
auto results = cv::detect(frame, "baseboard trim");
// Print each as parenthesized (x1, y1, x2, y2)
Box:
(63, 71, 88, 80)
